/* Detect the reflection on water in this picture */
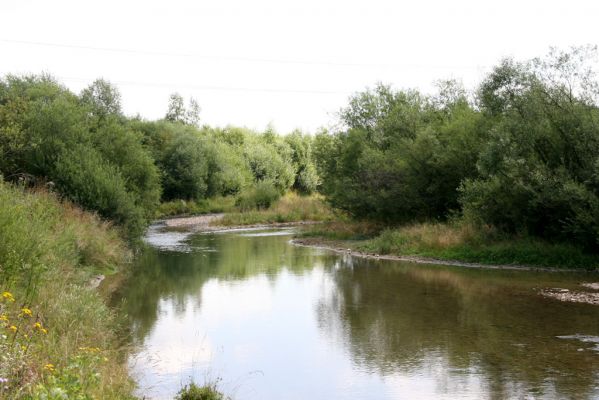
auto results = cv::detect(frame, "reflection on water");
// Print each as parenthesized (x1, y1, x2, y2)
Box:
(114, 226, 599, 400)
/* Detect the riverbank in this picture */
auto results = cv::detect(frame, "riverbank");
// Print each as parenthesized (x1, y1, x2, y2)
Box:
(160, 212, 599, 271)
(300, 221, 599, 271)
(0, 182, 135, 399)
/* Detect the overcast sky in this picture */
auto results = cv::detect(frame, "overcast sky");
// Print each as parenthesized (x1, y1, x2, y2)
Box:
(1, 0, 598, 132)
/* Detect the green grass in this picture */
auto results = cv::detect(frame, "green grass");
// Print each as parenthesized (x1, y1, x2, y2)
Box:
(299, 219, 383, 241)
(175, 381, 229, 400)
(157, 196, 237, 218)
(0, 181, 135, 399)
(218, 192, 335, 226)
(360, 222, 599, 270)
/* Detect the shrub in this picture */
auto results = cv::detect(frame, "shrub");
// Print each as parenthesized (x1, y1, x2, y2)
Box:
(235, 180, 281, 211)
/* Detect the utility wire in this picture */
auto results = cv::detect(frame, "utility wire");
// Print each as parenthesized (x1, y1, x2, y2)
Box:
(0, 38, 490, 70)
(56, 75, 353, 95)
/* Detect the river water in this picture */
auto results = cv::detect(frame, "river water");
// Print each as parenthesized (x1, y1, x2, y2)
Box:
(115, 224, 599, 399)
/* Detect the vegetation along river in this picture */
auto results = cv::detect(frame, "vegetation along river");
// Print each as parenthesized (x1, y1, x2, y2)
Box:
(115, 224, 599, 400)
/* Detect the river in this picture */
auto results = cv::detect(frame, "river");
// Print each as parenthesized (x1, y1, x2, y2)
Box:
(114, 224, 599, 399)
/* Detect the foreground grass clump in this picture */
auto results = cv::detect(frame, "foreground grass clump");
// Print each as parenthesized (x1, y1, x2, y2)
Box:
(219, 192, 335, 226)
(157, 196, 236, 218)
(0, 181, 134, 399)
(176, 382, 229, 400)
(361, 222, 599, 270)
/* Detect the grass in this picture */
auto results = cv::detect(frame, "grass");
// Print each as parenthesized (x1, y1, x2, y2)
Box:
(0, 181, 135, 399)
(218, 192, 335, 226)
(361, 222, 599, 270)
(175, 381, 229, 400)
(298, 219, 382, 240)
(156, 196, 237, 218)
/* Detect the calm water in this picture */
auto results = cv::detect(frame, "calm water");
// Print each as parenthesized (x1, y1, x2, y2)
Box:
(115, 224, 599, 400)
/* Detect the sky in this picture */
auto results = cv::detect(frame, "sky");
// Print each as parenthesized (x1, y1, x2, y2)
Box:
(1, 0, 598, 133)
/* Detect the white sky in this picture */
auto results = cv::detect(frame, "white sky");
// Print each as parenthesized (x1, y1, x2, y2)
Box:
(1, 0, 598, 133)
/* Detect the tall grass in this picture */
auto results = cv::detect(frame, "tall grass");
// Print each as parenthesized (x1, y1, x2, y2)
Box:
(361, 222, 599, 270)
(0, 181, 134, 398)
(218, 192, 335, 226)
(157, 196, 237, 218)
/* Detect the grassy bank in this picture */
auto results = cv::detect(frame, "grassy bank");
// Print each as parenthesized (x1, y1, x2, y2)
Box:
(157, 196, 237, 218)
(0, 181, 135, 399)
(218, 192, 335, 226)
(301, 221, 599, 270)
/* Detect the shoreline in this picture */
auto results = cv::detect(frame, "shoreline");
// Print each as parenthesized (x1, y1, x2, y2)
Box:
(159, 212, 320, 232)
(158, 214, 597, 273)
(151, 215, 599, 306)
(290, 237, 561, 272)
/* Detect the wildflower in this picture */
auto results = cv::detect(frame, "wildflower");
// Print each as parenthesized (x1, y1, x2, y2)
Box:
(9, 325, 17, 333)
(0, 315, 8, 322)
(21, 345, 26, 351)
(33, 322, 42, 330)
(41, 328, 48, 334)
(79, 346, 101, 353)
(43, 363, 55, 373)
(1, 292, 15, 302)
(19, 308, 32, 318)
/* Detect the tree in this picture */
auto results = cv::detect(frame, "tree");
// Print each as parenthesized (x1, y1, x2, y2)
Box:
(165, 93, 201, 126)
(81, 78, 122, 118)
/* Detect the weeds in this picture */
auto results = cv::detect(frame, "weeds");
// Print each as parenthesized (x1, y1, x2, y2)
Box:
(0, 181, 134, 399)
(361, 222, 599, 270)
(219, 192, 335, 226)
(175, 381, 229, 400)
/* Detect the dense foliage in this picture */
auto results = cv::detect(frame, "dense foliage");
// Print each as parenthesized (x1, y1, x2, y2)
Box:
(320, 47, 599, 251)
(1, 47, 597, 253)
(0, 76, 319, 240)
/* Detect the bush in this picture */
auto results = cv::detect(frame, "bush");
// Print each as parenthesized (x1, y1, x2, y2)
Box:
(235, 180, 281, 211)
(53, 145, 146, 240)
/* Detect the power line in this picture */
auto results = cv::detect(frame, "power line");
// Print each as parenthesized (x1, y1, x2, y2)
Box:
(56, 75, 353, 95)
(0, 38, 490, 70)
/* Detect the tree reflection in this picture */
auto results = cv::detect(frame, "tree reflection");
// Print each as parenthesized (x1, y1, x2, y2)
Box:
(317, 256, 599, 399)
(115, 229, 327, 342)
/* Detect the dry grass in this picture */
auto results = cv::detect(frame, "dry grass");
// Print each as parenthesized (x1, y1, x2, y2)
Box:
(361, 221, 599, 269)
(219, 192, 335, 226)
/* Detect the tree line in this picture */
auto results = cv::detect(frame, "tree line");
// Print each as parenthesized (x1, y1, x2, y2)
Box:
(318, 46, 599, 251)
(0, 77, 318, 240)
(0, 46, 597, 251)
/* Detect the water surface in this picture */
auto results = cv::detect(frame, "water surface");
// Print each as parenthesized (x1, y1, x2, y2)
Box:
(116, 225, 599, 399)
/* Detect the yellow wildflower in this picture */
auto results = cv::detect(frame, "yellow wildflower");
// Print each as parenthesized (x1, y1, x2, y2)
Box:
(20, 308, 32, 318)
(43, 363, 55, 373)
(79, 346, 101, 353)
(21, 345, 26, 351)
(33, 322, 42, 330)
(2, 292, 15, 302)
(0, 315, 8, 322)
(41, 328, 48, 334)
(9, 325, 17, 333)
